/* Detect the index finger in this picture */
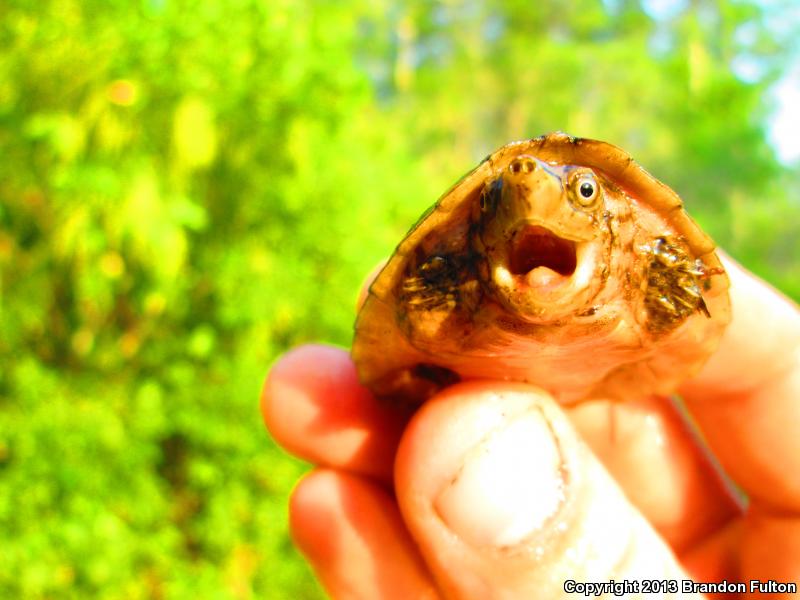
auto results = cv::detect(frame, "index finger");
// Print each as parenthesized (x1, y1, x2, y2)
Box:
(680, 254, 800, 513)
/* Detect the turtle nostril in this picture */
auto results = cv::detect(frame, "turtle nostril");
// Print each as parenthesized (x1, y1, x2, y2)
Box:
(510, 158, 536, 175)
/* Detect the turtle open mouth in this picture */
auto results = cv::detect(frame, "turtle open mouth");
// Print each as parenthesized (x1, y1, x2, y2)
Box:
(509, 225, 577, 276)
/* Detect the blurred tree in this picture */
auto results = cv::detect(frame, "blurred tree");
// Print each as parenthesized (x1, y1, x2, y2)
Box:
(0, 0, 797, 598)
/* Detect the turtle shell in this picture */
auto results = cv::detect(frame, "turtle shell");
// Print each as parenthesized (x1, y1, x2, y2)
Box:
(352, 132, 730, 405)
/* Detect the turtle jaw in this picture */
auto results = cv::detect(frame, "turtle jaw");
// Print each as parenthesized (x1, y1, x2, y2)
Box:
(489, 224, 604, 321)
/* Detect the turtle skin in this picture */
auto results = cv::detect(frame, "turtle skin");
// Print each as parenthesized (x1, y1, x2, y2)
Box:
(352, 133, 730, 405)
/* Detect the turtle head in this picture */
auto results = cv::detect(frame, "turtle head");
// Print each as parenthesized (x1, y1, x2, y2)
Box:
(473, 155, 610, 321)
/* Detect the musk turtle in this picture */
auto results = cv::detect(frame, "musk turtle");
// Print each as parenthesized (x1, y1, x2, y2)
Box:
(352, 133, 730, 405)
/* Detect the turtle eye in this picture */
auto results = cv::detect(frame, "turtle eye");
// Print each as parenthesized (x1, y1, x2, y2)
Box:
(569, 171, 602, 210)
(480, 178, 502, 214)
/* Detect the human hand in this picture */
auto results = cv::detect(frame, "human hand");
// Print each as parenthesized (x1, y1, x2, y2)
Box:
(262, 256, 800, 599)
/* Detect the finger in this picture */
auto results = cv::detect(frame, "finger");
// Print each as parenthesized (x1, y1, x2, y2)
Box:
(740, 511, 800, 598)
(680, 255, 800, 513)
(290, 469, 440, 600)
(395, 381, 700, 599)
(568, 395, 741, 552)
(680, 520, 743, 586)
(263, 344, 410, 483)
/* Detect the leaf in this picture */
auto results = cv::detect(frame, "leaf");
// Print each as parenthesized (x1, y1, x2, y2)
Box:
(172, 97, 218, 170)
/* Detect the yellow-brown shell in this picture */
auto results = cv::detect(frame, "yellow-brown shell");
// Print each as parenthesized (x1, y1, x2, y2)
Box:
(352, 132, 731, 404)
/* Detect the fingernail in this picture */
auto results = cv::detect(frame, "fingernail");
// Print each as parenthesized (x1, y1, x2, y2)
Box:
(434, 406, 566, 548)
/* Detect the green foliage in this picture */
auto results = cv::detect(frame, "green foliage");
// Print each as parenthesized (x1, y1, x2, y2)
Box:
(0, 0, 797, 598)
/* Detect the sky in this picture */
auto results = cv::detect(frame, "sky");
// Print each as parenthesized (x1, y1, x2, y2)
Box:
(640, 0, 800, 165)
(769, 69, 800, 164)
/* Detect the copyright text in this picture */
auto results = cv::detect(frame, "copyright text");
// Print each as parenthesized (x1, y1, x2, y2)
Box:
(563, 579, 797, 595)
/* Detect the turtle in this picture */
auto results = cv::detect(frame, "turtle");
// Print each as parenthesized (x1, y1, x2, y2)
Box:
(352, 132, 730, 406)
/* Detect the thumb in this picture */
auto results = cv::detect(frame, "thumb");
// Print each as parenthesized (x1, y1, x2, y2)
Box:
(395, 381, 698, 599)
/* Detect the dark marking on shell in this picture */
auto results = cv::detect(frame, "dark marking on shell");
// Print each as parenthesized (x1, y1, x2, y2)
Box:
(370, 363, 461, 406)
(413, 363, 460, 388)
